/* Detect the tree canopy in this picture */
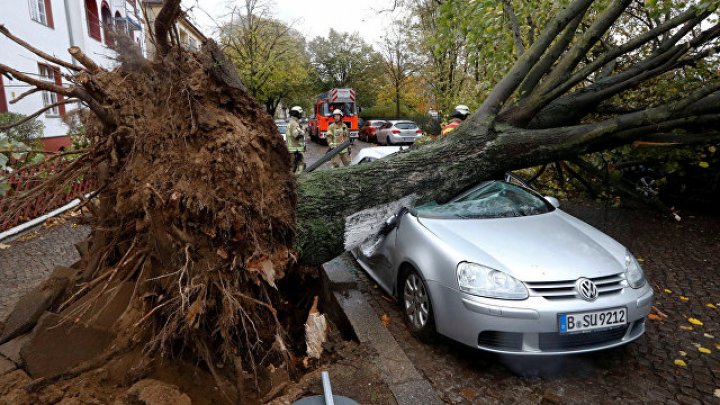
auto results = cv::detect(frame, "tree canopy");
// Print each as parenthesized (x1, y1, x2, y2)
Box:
(219, 0, 313, 115)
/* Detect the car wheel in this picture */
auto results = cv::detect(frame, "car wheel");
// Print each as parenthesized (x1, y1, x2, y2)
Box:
(386, 134, 393, 146)
(401, 269, 436, 342)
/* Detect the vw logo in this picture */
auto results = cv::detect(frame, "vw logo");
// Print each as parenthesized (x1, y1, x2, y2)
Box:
(576, 278, 598, 301)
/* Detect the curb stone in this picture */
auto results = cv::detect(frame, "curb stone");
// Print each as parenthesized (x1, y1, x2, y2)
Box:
(322, 252, 443, 405)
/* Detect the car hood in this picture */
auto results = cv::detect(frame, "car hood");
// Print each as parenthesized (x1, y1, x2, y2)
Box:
(362, 146, 404, 159)
(416, 210, 627, 282)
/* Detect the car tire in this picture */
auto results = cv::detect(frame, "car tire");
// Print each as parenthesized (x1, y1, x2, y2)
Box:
(400, 268, 436, 343)
(386, 135, 393, 146)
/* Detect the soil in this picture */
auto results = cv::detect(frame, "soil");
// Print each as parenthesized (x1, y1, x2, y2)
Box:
(0, 330, 396, 405)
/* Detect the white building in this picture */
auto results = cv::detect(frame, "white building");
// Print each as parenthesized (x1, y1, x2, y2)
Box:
(0, 1, 204, 151)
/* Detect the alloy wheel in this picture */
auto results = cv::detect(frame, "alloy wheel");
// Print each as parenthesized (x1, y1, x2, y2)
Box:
(404, 273, 429, 329)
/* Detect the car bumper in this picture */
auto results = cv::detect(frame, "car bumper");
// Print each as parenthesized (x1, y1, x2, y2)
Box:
(426, 280, 653, 354)
(389, 134, 420, 143)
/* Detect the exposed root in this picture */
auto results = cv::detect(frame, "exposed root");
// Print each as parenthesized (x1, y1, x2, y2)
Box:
(0, 23, 299, 391)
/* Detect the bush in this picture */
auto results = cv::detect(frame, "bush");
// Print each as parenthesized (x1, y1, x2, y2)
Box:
(0, 112, 44, 145)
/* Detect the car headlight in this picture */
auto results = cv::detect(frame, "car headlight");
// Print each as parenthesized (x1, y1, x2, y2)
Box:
(456, 262, 528, 300)
(625, 250, 646, 288)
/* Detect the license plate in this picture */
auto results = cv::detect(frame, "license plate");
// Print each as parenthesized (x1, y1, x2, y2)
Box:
(559, 307, 627, 333)
(403, 137, 414, 142)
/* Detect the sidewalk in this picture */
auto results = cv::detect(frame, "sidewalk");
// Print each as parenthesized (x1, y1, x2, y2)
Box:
(0, 221, 89, 320)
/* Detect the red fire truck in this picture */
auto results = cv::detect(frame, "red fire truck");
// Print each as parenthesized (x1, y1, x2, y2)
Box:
(309, 88, 359, 144)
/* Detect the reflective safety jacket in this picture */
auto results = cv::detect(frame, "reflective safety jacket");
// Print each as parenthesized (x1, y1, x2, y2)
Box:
(441, 118, 462, 136)
(326, 122, 350, 153)
(286, 117, 306, 153)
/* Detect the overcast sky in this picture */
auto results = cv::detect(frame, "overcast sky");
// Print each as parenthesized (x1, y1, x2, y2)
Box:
(183, 0, 406, 48)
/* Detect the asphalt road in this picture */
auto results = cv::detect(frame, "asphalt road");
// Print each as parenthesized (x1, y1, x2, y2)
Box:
(303, 137, 375, 171)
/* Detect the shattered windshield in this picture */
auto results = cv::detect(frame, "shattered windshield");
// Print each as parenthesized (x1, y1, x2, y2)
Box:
(413, 181, 554, 219)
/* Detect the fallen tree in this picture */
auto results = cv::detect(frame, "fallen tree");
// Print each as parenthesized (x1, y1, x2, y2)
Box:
(0, 0, 718, 399)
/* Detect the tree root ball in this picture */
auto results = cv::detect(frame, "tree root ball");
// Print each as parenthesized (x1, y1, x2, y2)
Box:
(77, 41, 297, 375)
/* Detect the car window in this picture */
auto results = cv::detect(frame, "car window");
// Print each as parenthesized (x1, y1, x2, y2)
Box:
(413, 181, 553, 219)
(395, 122, 418, 129)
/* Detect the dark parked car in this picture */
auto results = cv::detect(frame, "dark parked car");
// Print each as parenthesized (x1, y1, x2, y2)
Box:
(612, 142, 719, 210)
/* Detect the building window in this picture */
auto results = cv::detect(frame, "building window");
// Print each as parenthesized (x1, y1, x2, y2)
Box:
(86, 0, 101, 41)
(188, 37, 198, 52)
(38, 64, 65, 117)
(29, 0, 54, 28)
(101, 1, 114, 46)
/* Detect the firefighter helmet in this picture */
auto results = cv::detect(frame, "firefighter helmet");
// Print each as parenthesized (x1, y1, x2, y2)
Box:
(454, 105, 470, 116)
(332, 109, 344, 117)
(451, 109, 468, 120)
(289, 106, 303, 118)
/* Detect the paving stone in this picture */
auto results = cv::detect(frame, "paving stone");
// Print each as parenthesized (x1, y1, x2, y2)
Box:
(0, 356, 15, 375)
(322, 252, 358, 291)
(0, 276, 69, 344)
(21, 312, 114, 378)
(325, 258, 442, 405)
(0, 333, 31, 365)
(389, 380, 443, 405)
(0, 223, 89, 320)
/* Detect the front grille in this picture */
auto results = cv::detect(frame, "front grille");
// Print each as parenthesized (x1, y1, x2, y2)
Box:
(477, 331, 523, 351)
(525, 273, 625, 300)
(538, 326, 628, 351)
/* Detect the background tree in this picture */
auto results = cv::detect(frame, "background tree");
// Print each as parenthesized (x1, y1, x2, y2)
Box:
(378, 22, 419, 117)
(0, 112, 44, 145)
(219, 0, 312, 115)
(308, 29, 384, 108)
(406, 0, 571, 113)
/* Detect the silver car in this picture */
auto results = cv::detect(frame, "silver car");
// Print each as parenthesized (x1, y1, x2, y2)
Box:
(376, 120, 422, 145)
(353, 180, 653, 354)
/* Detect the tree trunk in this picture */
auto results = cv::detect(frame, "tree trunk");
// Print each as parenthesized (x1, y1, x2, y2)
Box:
(395, 83, 401, 117)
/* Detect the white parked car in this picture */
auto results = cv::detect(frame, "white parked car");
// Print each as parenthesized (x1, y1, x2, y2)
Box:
(350, 146, 406, 165)
(376, 121, 422, 145)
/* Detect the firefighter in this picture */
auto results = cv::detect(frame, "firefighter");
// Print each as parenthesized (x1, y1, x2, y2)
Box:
(441, 105, 470, 136)
(286, 106, 306, 173)
(326, 109, 351, 168)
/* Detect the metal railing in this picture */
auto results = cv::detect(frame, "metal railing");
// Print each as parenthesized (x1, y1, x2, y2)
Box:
(0, 159, 94, 231)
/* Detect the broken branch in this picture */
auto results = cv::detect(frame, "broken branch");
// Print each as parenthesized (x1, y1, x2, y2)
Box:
(0, 99, 78, 131)
(0, 24, 81, 72)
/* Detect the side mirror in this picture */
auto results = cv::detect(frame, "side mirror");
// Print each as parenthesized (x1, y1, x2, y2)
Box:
(544, 196, 560, 208)
(378, 214, 398, 235)
(378, 207, 409, 235)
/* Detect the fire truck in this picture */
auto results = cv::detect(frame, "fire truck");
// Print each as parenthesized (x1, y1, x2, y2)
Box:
(309, 88, 359, 144)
